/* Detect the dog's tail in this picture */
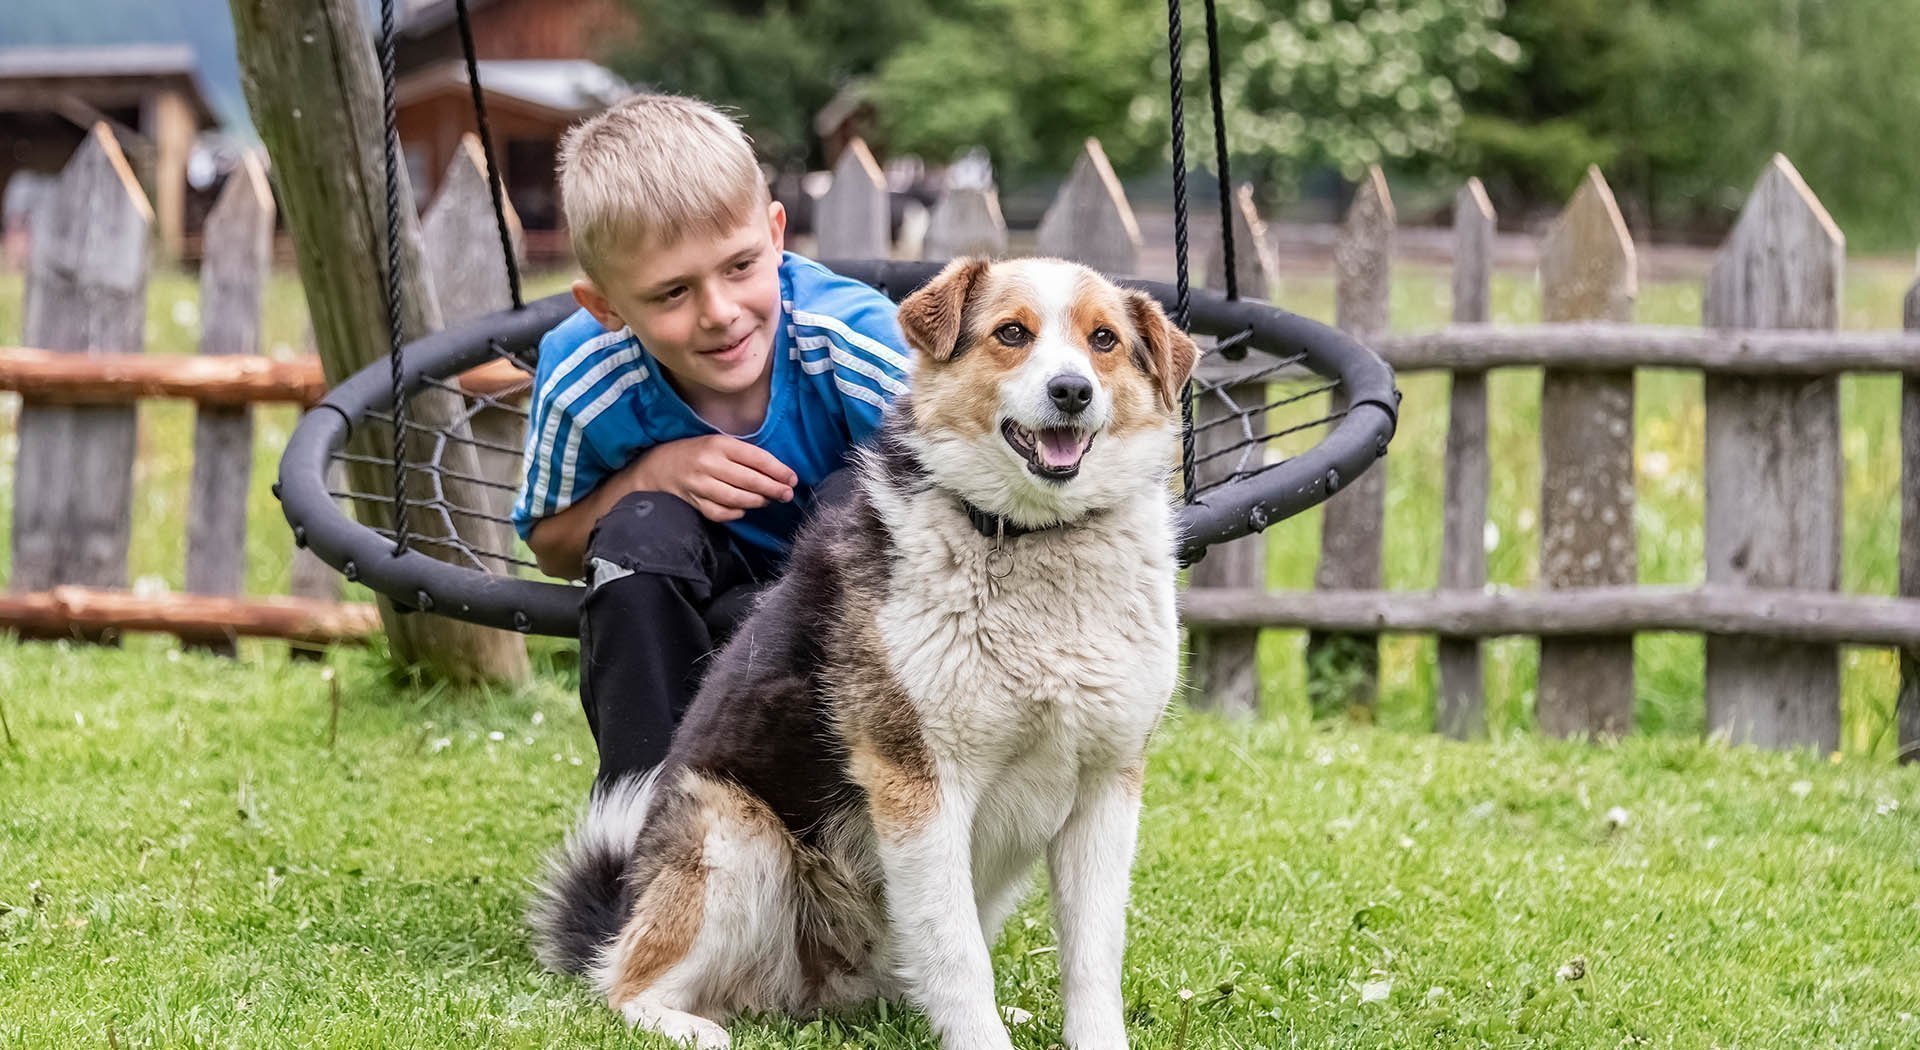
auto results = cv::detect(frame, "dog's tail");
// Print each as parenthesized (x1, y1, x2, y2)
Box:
(527, 769, 661, 975)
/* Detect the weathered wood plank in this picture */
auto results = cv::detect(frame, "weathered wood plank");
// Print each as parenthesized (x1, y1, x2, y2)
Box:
(0, 586, 380, 646)
(1185, 184, 1275, 717)
(1310, 166, 1392, 719)
(815, 138, 891, 260)
(0, 348, 521, 405)
(1035, 139, 1142, 276)
(11, 125, 149, 614)
(423, 134, 528, 561)
(1537, 167, 1637, 739)
(923, 184, 1008, 260)
(1366, 324, 1920, 374)
(1702, 155, 1843, 750)
(1204, 183, 1278, 297)
(1900, 274, 1920, 762)
(232, 0, 530, 684)
(1437, 178, 1493, 739)
(1180, 585, 1920, 648)
(185, 153, 275, 657)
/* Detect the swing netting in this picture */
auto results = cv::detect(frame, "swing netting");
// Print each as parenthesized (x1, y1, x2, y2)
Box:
(275, 0, 1399, 638)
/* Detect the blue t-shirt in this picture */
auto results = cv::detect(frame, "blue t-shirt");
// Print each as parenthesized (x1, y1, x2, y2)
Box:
(513, 252, 911, 570)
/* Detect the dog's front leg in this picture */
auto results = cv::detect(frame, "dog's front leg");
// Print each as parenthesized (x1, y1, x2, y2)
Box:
(875, 779, 1012, 1050)
(1048, 772, 1142, 1050)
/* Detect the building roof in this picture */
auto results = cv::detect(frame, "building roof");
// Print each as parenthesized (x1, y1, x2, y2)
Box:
(0, 43, 197, 78)
(0, 43, 218, 125)
(397, 58, 627, 119)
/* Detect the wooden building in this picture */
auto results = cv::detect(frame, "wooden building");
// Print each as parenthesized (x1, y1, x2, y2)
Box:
(0, 44, 218, 261)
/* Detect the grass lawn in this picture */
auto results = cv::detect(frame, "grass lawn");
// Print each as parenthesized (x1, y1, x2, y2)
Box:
(4, 639, 1919, 1048)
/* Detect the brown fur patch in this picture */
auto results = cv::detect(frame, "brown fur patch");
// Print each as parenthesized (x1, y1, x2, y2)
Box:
(831, 604, 939, 841)
(896, 257, 989, 361)
(1124, 290, 1199, 411)
(605, 787, 708, 1006)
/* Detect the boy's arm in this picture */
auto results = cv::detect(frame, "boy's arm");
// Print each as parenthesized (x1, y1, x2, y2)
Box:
(526, 436, 798, 580)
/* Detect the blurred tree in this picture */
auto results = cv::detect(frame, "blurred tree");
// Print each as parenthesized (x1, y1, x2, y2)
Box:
(610, 0, 931, 167)
(869, 0, 1518, 188)
(1463, 0, 1920, 245)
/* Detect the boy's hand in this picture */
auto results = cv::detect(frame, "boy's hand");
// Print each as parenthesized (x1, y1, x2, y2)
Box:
(633, 435, 797, 523)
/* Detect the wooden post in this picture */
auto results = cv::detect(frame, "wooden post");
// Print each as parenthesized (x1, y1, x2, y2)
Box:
(182, 153, 275, 656)
(1203, 184, 1279, 292)
(1185, 184, 1274, 717)
(923, 187, 1008, 260)
(816, 138, 891, 260)
(10, 126, 149, 628)
(232, 0, 530, 685)
(1437, 179, 1493, 738)
(1537, 167, 1638, 738)
(1900, 271, 1920, 762)
(146, 88, 197, 262)
(1309, 166, 1392, 719)
(1036, 139, 1141, 276)
(1703, 155, 1843, 750)
(423, 134, 529, 543)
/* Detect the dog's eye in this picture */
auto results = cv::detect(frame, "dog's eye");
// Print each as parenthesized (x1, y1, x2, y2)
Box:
(1089, 327, 1118, 352)
(994, 323, 1030, 346)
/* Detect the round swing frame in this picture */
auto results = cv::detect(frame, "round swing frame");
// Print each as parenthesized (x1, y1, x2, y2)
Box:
(277, 263, 1397, 638)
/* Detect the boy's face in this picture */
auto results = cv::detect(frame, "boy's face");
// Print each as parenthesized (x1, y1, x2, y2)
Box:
(574, 202, 788, 407)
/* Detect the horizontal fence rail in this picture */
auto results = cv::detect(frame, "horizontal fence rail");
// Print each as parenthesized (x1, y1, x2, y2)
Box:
(1180, 586, 1920, 649)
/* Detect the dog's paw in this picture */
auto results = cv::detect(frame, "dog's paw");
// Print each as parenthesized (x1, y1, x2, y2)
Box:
(1062, 1017, 1130, 1050)
(619, 998, 731, 1049)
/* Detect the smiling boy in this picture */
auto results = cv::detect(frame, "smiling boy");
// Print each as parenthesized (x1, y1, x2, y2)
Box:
(513, 93, 911, 784)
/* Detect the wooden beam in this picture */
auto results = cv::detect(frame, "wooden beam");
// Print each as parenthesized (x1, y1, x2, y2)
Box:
(1536, 166, 1637, 739)
(1436, 178, 1493, 739)
(1180, 586, 1920, 650)
(0, 587, 379, 646)
(0, 347, 528, 406)
(233, 0, 531, 685)
(1369, 324, 1920, 374)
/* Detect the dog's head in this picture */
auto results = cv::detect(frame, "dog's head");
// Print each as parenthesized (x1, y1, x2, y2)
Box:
(893, 257, 1198, 528)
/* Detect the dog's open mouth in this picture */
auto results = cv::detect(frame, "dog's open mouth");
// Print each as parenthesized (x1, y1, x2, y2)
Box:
(1002, 420, 1094, 481)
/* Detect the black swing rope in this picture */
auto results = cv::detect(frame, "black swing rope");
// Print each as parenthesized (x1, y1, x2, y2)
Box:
(376, 0, 526, 557)
(1168, 0, 1247, 504)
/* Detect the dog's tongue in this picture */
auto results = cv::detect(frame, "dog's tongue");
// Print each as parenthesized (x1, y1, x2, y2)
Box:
(1037, 427, 1086, 469)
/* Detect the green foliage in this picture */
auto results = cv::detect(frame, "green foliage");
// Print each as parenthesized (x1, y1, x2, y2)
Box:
(608, 0, 930, 166)
(867, 0, 1168, 178)
(1466, 0, 1920, 246)
(868, 0, 1518, 184)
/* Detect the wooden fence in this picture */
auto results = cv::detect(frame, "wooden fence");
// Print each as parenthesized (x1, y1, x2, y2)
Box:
(0, 126, 526, 649)
(7, 127, 1919, 760)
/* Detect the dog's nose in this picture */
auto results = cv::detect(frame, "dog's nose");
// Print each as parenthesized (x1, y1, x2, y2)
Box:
(1048, 374, 1094, 415)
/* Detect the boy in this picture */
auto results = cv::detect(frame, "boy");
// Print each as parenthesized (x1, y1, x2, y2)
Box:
(513, 93, 911, 785)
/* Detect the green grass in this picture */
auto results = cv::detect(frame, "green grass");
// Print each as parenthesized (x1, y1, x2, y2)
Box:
(3, 639, 1918, 1048)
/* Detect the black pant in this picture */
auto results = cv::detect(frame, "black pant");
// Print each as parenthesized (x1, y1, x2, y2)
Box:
(577, 471, 855, 784)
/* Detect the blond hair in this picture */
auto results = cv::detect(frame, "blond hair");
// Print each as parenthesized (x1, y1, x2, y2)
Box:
(559, 92, 767, 279)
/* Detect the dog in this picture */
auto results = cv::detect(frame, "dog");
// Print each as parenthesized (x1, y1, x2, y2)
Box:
(529, 256, 1199, 1050)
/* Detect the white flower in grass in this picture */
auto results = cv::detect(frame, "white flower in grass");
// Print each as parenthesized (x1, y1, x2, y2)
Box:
(1789, 780, 1813, 800)
(1604, 806, 1630, 830)
(1358, 978, 1392, 1004)
(488, 730, 505, 742)
(430, 737, 452, 753)
(1875, 797, 1900, 816)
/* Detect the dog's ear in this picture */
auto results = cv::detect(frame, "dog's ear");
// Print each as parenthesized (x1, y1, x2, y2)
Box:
(897, 257, 989, 363)
(1124, 290, 1200, 412)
